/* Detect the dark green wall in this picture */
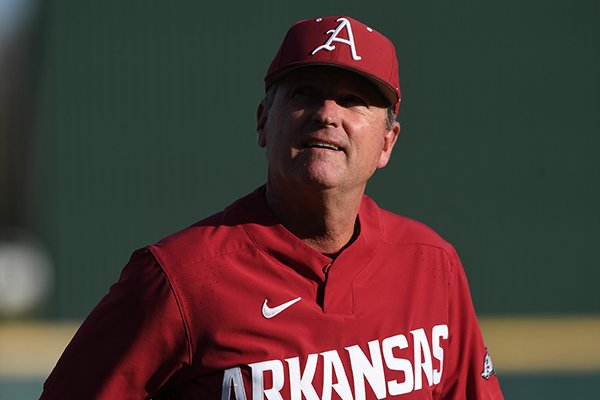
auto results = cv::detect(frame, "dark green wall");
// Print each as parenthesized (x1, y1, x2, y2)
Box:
(32, 0, 599, 318)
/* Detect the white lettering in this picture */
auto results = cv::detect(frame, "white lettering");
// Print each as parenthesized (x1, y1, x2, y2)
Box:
(249, 360, 284, 400)
(311, 17, 362, 61)
(286, 355, 319, 400)
(382, 334, 413, 395)
(321, 349, 353, 400)
(346, 340, 386, 399)
(221, 367, 248, 400)
(432, 324, 449, 384)
(411, 328, 434, 390)
(221, 325, 449, 399)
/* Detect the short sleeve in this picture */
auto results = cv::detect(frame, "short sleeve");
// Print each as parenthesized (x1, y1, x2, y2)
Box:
(40, 248, 190, 399)
(438, 247, 504, 399)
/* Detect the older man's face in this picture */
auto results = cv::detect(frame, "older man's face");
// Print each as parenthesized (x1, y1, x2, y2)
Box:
(257, 67, 400, 193)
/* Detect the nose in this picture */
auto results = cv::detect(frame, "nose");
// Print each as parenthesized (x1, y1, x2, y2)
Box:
(313, 99, 340, 128)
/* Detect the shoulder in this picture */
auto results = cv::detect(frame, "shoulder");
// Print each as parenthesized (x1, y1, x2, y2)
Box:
(364, 195, 454, 253)
(365, 197, 467, 293)
(383, 209, 448, 246)
(149, 211, 249, 267)
(148, 190, 265, 268)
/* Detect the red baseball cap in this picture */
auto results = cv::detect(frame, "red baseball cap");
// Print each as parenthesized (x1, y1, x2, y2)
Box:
(265, 16, 401, 114)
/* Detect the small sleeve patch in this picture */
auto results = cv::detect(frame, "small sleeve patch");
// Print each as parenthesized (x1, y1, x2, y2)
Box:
(480, 348, 496, 380)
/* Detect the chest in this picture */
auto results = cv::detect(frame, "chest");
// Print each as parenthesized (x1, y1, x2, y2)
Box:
(168, 245, 451, 399)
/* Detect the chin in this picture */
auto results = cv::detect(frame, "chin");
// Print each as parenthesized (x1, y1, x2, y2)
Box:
(295, 172, 345, 190)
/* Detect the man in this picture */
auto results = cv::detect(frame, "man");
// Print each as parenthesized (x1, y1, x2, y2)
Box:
(41, 16, 503, 399)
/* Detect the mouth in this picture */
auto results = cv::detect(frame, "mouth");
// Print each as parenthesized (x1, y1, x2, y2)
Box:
(304, 141, 343, 151)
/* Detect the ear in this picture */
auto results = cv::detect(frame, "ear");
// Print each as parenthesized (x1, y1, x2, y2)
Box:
(256, 102, 268, 148)
(377, 121, 400, 169)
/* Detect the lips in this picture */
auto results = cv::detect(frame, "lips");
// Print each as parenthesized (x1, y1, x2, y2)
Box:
(304, 141, 343, 151)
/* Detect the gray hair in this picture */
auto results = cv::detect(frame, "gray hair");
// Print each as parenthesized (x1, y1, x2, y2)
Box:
(262, 84, 397, 130)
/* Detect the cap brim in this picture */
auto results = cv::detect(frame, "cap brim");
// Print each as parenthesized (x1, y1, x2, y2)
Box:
(265, 63, 399, 108)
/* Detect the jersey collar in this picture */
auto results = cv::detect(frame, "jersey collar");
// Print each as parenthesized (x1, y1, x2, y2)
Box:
(227, 186, 383, 304)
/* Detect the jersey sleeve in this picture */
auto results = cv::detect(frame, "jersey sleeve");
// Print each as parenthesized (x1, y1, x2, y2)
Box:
(40, 248, 191, 399)
(438, 247, 504, 399)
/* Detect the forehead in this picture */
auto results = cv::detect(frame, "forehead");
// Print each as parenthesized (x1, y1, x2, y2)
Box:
(278, 66, 389, 105)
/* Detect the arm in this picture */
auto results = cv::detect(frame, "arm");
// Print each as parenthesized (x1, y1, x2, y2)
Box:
(40, 248, 190, 399)
(438, 248, 504, 399)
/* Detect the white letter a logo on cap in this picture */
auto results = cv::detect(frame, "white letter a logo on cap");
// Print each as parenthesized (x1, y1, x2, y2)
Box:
(312, 17, 362, 61)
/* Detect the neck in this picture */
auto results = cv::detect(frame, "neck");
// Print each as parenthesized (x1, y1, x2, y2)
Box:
(265, 181, 364, 254)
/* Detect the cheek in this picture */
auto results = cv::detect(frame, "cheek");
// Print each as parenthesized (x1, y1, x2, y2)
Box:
(262, 113, 284, 149)
(264, 127, 291, 164)
(356, 133, 389, 170)
(264, 110, 305, 150)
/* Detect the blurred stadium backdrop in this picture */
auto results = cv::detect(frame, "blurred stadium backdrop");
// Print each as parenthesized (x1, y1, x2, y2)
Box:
(0, 0, 598, 398)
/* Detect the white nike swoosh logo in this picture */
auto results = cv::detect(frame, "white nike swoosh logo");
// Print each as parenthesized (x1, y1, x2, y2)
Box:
(262, 297, 301, 319)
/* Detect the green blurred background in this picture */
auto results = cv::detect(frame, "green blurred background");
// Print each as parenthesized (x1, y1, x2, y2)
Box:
(0, 0, 598, 398)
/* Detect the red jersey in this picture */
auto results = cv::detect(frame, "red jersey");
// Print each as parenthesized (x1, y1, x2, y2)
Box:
(41, 187, 503, 399)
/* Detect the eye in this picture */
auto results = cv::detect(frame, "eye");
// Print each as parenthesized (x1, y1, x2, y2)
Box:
(339, 94, 368, 107)
(290, 85, 318, 99)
